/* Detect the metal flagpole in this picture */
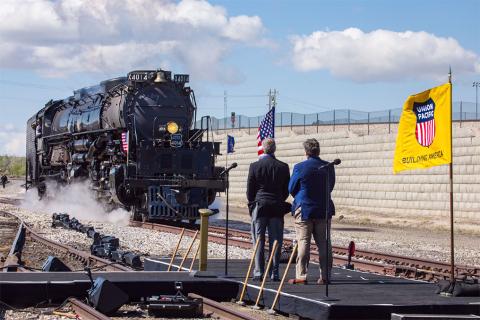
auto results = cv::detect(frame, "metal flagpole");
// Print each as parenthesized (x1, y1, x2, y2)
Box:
(448, 67, 455, 282)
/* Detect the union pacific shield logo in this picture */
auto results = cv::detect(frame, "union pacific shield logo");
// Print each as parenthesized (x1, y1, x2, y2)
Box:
(413, 98, 436, 147)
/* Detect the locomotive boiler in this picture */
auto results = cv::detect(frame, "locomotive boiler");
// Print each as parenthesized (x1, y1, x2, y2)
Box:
(26, 69, 226, 222)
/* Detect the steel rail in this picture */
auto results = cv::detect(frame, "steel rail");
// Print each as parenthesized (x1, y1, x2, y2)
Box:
(0, 210, 131, 272)
(68, 298, 111, 320)
(132, 221, 479, 281)
(208, 225, 479, 278)
(188, 293, 258, 320)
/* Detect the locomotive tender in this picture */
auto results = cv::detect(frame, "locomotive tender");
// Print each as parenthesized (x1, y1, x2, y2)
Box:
(26, 69, 226, 222)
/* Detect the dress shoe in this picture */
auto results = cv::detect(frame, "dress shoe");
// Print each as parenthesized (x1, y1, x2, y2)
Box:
(252, 276, 262, 282)
(287, 278, 307, 285)
(271, 276, 280, 282)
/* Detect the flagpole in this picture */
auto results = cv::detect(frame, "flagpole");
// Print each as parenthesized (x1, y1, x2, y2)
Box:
(448, 67, 455, 282)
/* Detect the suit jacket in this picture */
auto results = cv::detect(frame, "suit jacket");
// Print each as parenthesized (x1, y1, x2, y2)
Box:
(288, 156, 335, 220)
(246, 155, 290, 218)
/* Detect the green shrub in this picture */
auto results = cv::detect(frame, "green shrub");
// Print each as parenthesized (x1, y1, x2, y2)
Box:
(0, 156, 26, 177)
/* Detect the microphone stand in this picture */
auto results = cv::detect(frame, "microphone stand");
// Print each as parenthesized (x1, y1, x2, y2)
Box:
(317, 159, 340, 301)
(225, 170, 230, 276)
(324, 167, 330, 297)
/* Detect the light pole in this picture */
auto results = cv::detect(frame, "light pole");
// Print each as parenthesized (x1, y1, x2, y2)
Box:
(473, 82, 480, 120)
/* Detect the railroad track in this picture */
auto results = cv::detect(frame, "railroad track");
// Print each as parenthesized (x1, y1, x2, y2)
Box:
(0, 209, 259, 320)
(189, 293, 258, 320)
(68, 298, 111, 320)
(1, 210, 130, 272)
(130, 220, 479, 281)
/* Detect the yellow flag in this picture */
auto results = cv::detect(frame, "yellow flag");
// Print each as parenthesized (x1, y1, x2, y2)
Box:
(393, 83, 451, 173)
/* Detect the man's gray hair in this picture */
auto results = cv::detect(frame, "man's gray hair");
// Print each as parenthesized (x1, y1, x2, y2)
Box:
(303, 138, 320, 157)
(262, 138, 276, 155)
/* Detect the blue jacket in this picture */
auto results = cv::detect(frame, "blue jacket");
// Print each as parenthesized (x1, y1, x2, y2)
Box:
(288, 157, 335, 220)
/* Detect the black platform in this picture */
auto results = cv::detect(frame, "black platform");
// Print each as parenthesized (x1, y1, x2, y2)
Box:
(145, 257, 480, 320)
(0, 270, 238, 307)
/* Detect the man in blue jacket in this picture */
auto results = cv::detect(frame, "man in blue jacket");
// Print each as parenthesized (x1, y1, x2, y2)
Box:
(288, 138, 335, 285)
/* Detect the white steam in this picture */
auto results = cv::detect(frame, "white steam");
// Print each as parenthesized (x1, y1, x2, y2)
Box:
(21, 181, 130, 225)
(208, 195, 224, 221)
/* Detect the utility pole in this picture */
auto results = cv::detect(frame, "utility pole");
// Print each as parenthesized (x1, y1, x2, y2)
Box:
(473, 82, 479, 120)
(224, 90, 227, 129)
(268, 89, 277, 110)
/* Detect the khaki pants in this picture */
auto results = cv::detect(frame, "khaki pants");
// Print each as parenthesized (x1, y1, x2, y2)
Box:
(294, 208, 332, 281)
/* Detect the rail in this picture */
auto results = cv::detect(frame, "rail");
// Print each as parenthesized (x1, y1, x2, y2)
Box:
(0, 210, 131, 272)
(68, 298, 111, 320)
(130, 221, 479, 281)
(188, 293, 257, 320)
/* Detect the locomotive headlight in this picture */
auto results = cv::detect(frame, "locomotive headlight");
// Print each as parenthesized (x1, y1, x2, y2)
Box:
(166, 121, 179, 134)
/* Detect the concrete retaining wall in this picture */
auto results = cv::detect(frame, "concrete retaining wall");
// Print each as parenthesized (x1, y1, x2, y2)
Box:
(213, 122, 480, 220)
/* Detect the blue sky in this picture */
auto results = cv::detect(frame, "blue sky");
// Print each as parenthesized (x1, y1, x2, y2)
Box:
(0, 0, 479, 154)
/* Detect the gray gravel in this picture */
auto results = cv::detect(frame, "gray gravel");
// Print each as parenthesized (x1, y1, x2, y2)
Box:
(0, 182, 253, 262)
(1, 181, 478, 267)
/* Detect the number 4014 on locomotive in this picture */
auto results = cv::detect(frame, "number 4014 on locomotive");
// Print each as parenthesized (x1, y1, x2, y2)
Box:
(26, 70, 227, 223)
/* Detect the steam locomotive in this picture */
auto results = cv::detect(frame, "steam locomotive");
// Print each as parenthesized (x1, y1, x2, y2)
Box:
(26, 69, 226, 222)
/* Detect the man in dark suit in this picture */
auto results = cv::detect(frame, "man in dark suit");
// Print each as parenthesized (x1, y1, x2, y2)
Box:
(247, 138, 290, 281)
(288, 138, 335, 285)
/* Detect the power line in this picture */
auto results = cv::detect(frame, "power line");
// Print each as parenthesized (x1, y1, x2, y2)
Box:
(197, 94, 267, 99)
(0, 79, 72, 91)
(280, 95, 331, 111)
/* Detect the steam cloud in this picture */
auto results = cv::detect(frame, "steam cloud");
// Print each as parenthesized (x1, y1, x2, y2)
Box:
(22, 181, 130, 225)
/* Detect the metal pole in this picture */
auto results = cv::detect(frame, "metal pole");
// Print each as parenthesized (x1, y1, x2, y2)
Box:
(348, 109, 350, 131)
(281, 113, 283, 131)
(388, 110, 391, 134)
(224, 90, 227, 130)
(333, 109, 336, 132)
(248, 117, 250, 135)
(290, 113, 293, 131)
(316, 113, 319, 133)
(460, 101, 463, 128)
(225, 172, 230, 275)
(474, 82, 479, 120)
(325, 168, 330, 297)
(449, 68, 455, 282)
(304, 114, 306, 134)
(268, 89, 272, 110)
(367, 112, 370, 135)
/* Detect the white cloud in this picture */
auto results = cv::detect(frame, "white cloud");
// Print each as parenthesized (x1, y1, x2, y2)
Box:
(0, 0, 266, 82)
(291, 28, 480, 82)
(0, 124, 26, 156)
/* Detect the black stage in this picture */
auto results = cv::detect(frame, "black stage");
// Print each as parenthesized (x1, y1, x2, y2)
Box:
(0, 270, 238, 308)
(145, 257, 480, 320)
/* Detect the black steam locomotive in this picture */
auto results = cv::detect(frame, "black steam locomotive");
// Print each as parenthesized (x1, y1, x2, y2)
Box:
(26, 70, 226, 222)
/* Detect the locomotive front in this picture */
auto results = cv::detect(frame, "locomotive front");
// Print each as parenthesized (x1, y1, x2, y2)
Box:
(26, 69, 226, 223)
(119, 70, 226, 222)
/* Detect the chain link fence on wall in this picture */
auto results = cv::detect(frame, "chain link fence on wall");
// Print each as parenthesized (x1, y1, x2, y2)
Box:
(195, 101, 478, 134)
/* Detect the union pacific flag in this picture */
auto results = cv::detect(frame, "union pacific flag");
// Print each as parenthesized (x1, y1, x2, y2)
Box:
(393, 83, 451, 173)
(414, 98, 436, 147)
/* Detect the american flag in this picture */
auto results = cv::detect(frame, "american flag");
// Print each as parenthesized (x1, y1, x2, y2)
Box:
(121, 131, 129, 153)
(257, 107, 275, 156)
